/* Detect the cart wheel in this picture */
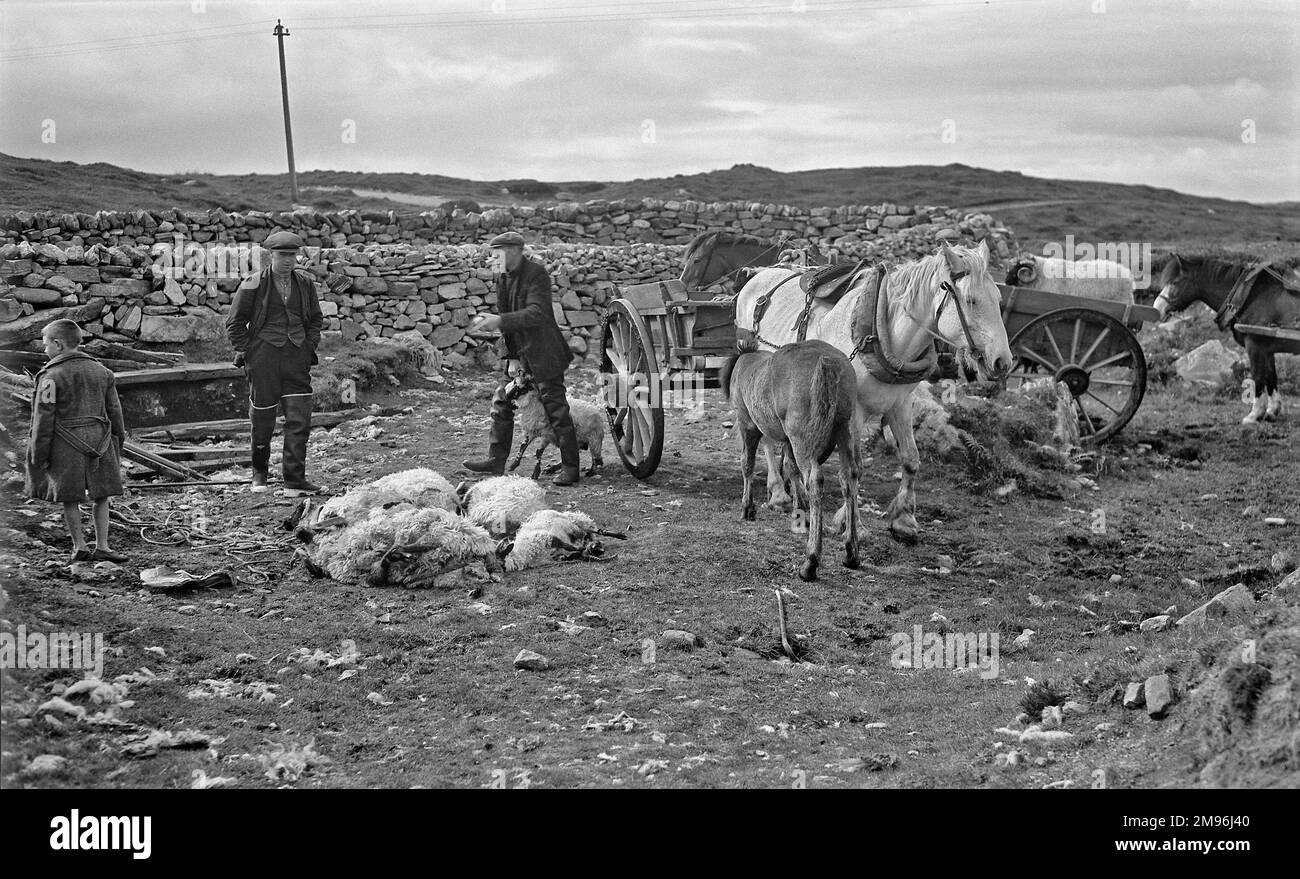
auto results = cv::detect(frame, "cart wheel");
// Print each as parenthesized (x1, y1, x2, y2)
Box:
(1006, 307, 1147, 443)
(600, 299, 665, 479)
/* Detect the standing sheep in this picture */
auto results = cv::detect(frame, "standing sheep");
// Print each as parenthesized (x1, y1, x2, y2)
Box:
(504, 375, 605, 478)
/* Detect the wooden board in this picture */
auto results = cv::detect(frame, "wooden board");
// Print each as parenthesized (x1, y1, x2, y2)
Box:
(1235, 323, 1300, 355)
(997, 284, 1161, 330)
(131, 409, 357, 441)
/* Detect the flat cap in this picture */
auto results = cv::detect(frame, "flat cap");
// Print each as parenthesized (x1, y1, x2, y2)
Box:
(487, 231, 526, 248)
(264, 231, 305, 251)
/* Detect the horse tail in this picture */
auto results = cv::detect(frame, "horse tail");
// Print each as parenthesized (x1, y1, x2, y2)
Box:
(806, 354, 841, 456)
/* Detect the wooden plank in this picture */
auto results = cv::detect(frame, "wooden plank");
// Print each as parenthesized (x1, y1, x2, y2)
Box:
(0, 298, 106, 346)
(131, 409, 357, 442)
(996, 284, 1161, 326)
(0, 349, 153, 374)
(113, 363, 244, 386)
(1235, 323, 1300, 341)
(82, 340, 184, 365)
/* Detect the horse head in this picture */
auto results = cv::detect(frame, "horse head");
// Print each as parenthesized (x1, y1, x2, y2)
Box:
(1153, 254, 1196, 317)
(935, 239, 1013, 381)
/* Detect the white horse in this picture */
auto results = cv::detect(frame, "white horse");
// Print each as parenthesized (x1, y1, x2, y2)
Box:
(733, 240, 1012, 543)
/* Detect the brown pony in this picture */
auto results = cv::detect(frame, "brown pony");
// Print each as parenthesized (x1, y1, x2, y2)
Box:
(1154, 252, 1300, 423)
(721, 339, 861, 581)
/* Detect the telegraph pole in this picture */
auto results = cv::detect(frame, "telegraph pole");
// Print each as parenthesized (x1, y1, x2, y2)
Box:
(273, 19, 300, 204)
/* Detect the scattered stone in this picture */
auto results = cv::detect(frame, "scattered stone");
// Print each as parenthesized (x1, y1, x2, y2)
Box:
(26, 754, 67, 774)
(1019, 728, 1074, 745)
(660, 629, 703, 650)
(1176, 582, 1255, 627)
(1144, 674, 1174, 719)
(1140, 614, 1171, 633)
(1123, 681, 1145, 709)
(513, 649, 550, 671)
(1040, 705, 1064, 729)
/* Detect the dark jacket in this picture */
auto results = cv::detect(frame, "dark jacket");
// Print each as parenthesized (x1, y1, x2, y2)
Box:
(26, 350, 126, 502)
(496, 257, 573, 380)
(225, 267, 324, 364)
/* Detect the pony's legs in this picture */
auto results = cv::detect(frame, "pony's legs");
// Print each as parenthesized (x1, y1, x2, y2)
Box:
(882, 399, 920, 544)
(783, 441, 811, 533)
(836, 428, 862, 569)
(794, 448, 823, 581)
(1244, 342, 1271, 424)
(1263, 347, 1282, 419)
(763, 440, 793, 513)
(740, 427, 761, 521)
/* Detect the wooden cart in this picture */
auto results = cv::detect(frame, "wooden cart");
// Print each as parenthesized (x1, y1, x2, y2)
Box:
(598, 274, 1164, 479)
(997, 284, 1162, 443)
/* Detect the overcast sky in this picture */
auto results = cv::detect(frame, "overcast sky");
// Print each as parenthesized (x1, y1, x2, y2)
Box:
(1, 0, 1297, 203)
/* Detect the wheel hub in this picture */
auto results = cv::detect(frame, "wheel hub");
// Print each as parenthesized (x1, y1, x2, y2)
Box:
(1054, 364, 1090, 396)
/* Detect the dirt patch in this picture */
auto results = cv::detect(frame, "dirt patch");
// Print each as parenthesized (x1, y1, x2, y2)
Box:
(1, 364, 1297, 789)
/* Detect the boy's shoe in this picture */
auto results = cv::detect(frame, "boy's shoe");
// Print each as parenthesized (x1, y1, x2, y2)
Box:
(283, 479, 321, 495)
(551, 466, 580, 487)
(463, 457, 505, 475)
(70, 548, 93, 564)
(92, 548, 129, 564)
(251, 470, 269, 493)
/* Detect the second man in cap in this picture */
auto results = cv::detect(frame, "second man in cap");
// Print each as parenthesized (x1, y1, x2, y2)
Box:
(463, 232, 581, 485)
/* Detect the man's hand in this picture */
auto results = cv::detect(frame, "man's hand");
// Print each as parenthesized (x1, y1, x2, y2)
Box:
(505, 359, 523, 378)
(470, 313, 502, 334)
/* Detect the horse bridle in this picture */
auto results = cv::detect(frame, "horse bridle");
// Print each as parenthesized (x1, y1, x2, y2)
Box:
(934, 269, 981, 355)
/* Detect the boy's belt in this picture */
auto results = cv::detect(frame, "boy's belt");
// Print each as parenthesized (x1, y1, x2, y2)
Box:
(54, 415, 114, 459)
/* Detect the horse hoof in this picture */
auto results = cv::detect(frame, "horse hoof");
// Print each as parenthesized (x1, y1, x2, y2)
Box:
(842, 552, 860, 569)
(889, 519, 919, 545)
(742, 507, 756, 522)
(799, 560, 818, 581)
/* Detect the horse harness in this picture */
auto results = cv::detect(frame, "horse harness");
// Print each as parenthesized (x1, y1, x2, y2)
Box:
(1214, 261, 1300, 332)
(749, 262, 981, 385)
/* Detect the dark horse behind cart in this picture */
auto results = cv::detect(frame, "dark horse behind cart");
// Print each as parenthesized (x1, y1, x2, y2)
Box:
(1154, 251, 1300, 424)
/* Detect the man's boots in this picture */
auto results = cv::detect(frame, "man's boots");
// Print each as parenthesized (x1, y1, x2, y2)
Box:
(551, 419, 581, 486)
(249, 403, 278, 493)
(463, 385, 515, 475)
(281, 394, 320, 493)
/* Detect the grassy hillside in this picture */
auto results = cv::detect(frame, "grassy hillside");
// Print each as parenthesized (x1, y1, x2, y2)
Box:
(3, 153, 1296, 255)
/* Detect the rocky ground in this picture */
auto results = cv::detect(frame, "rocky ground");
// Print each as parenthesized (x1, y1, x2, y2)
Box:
(1, 364, 1296, 789)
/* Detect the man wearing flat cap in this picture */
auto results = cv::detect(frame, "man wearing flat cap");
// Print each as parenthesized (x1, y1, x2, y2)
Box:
(225, 230, 324, 494)
(463, 231, 581, 485)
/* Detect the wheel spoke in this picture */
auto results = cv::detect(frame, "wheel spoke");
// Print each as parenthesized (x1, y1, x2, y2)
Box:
(1044, 324, 1067, 367)
(1074, 396, 1097, 436)
(1084, 391, 1123, 417)
(1077, 326, 1111, 368)
(1084, 349, 1133, 372)
(1088, 376, 1137, 388)
(1070, 318, 1082, 363)
(1016, 346, 1058, 372)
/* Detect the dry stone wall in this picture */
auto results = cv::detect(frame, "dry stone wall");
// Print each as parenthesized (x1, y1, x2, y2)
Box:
(0, 201, 1016, 365)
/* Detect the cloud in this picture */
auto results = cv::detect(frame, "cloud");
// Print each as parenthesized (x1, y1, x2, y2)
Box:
(0, 0, 1294, 202)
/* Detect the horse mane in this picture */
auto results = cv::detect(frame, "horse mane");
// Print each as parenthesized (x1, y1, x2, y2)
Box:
(1161, 250, 1300, 287)
(884, 245, 987, 316)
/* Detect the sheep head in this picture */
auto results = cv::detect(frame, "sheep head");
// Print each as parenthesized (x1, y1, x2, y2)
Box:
(1006, 256, 1038, 286)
